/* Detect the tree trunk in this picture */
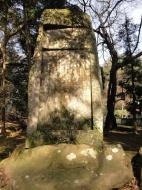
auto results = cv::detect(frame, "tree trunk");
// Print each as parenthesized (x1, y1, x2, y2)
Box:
(104, 60, 118, 131)
(1, 4, 8, 136)
(131, 62, 137, 132)
(23, 1, 31, 67)
(1, 44, 7, 136)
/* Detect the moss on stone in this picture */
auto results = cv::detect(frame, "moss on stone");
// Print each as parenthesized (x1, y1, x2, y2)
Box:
(41, 8, 91, 28)
(25, 129, 103, 149)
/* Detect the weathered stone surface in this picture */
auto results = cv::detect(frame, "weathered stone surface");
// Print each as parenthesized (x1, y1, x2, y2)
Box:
(41, 9, 91, 27)
(42, 28, 94, 49)
(28, 8, 103, 135)
(0, 144, 132, 190)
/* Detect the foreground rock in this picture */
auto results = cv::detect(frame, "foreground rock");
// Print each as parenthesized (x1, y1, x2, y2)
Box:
(0, 144, 132, 190)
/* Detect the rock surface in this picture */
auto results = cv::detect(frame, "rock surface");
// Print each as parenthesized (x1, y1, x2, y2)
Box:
(0, 144, 132, 190)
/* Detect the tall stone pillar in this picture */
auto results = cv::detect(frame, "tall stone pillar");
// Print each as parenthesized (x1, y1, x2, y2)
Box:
(27, 8, 103, 143)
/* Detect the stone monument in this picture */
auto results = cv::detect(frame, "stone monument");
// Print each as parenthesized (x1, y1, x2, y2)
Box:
(27, 8, 103, 142)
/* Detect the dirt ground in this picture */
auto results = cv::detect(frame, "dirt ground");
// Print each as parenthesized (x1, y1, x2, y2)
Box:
(0, 124, 142, 189)
(104, 125, 142, 151)
(104, 125, 142, 166)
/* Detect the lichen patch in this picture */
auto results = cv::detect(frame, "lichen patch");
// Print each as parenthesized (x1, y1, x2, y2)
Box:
(74, 179, 79, 184)
(57, 150, 61, 153)
(80, 148, 97, 159)
(123, 153, 126, 156)
(25, 175, 30, 179)
(66, 153, 77, 161)
(112, 148, 119, 153)
(82, 160, 88, 164)
(117, 144, 122, 148)
(106, 155, 113, 161)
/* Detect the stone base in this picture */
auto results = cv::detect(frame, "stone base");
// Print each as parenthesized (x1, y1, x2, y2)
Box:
(0, 144, 132, 190)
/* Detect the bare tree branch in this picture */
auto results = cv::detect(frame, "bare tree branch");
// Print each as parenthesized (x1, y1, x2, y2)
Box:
(132, 16, 142, 54)
(8, 24, 24, 39)
(117, 51, 142, 69)
(78, 0, 90, 12)
(103, 0, 125, 25)
(133, 51, 142, 59)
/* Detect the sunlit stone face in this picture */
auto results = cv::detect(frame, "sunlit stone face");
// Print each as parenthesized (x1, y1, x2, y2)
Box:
(38, 50, 93, 129)
(28, 8, 103, 132)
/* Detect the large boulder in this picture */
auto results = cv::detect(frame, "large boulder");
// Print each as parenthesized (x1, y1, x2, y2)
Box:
(0, 144, 132, 190)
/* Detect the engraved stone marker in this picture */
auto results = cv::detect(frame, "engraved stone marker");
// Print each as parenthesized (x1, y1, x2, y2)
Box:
(28, 8, 103, 135)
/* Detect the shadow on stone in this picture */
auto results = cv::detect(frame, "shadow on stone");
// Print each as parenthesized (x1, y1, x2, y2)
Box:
(37, 107, 92, 130)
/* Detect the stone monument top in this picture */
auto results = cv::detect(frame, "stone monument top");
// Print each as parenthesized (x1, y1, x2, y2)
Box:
(41, 8, 91, 28)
